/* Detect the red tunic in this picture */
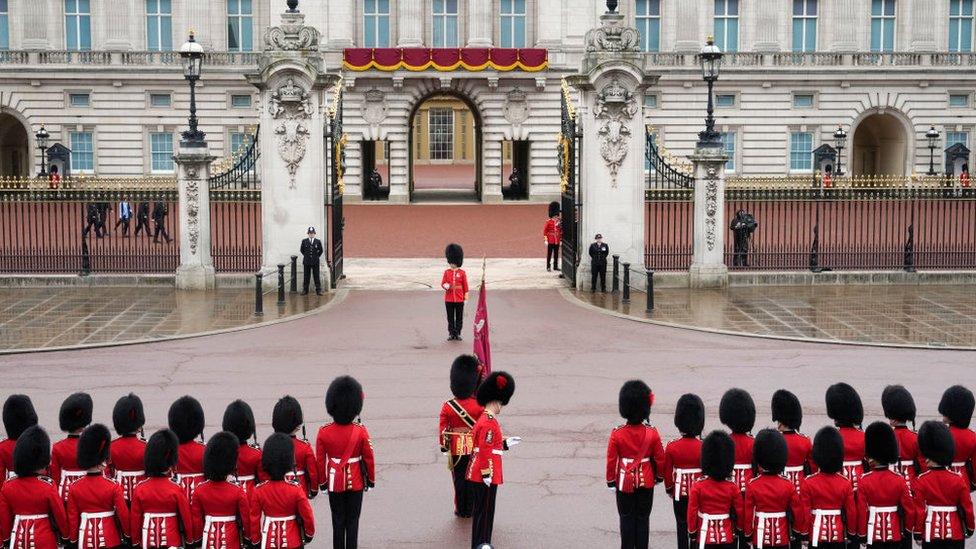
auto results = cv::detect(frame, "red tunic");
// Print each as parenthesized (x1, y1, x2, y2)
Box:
(947, 425, 976, 491)
(910, 467, 975, 542)
(837, 426, 865, 492)
(663, 436, 702, 502)
(605, 424, 665, 492)
(441, 268, 468, 303)
(781, 431, 816, 495)
(249, 481, 314, 549)
(439, 397, 484, 457)
(687, 478, 744, 546)
(796, 472, 856, 545)
(855, 467, 913, 544)
(51, 435, 85, 504)
(315, 423, 375, 493)
(285, 437, 318, 498)
(543, 217, 562, 245)
(0, 439, 17, 487)
(743, 473, 801, 548)
(190, 480, 251, 549)
(730, 432, 755, 492)
(234, 444, 266, 498)
(0, 476, 70, 549)
(465, 412, 505, 485)
(175, 441, 206, 502)
(891, 425, 924, 484)
(66, 472, 130, 549)
(108, 435, 146, 503)
(130, 477, 192, 548)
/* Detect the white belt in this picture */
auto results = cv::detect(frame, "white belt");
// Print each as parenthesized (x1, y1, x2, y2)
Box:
(202, 515, 237, 549)
(5, 471, 17, 481)
(79, 511, 115, 549)
(116, 470, 144, 478)
(9, 514, 47, 549)
(470, 448, 504, 455)
(260, 515, 296, 549)
(618, 457, 650, 489)
(177, 472, 204, 479)
(236, 475, 255, 481)
(329, 456, 362, 463)
(811, 509, 842, 547)
(697, 513, 730, 549)
(59, 469, 86, 498)
(326, 456, 363, 493)
(673, 468, 701, 501)
(141, 512, 176, 549)
(755, 511, 786, 549)
(867, 505, 898, 544)
(733, 464, 750, 470)
(925, 505, 958, 543)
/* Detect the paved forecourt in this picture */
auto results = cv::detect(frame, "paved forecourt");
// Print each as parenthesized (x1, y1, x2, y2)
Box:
(1, 289, 972, 547)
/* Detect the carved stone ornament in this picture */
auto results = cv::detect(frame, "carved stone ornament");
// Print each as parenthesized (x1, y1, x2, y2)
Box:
(594, 78, 639, 187)
(503, 87, 530, 126)
(704, 166, 719, 252)
(264, 12, 320, 51)
(585, 12, 640, 53)
(185, 178, 200, 255)
(361, 89, 388, 125)
(269, 78, 314, 188)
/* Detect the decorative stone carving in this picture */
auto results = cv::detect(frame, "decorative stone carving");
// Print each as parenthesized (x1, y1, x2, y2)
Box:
(269, 78, 314, 188)
(265, 12, 320, 51)
(703, 166, 719, 251)
(185, 178, 200, 255)
(585, 12, 640, 53)
(503, 87, 529, 126)
(594, 78, 639, 187)
(361, 89, 388, 125)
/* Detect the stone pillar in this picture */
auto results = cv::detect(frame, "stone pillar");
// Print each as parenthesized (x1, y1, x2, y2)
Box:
(99, 0, 134, 50)
(673, 0, 701, 52)
(909, 0, 939, 51)
(751, 0, 782, 52)
(467, 0, 493, 47)
(22, 0, 51, 50)
(174, 146, 216, 290)
(688, 147, 729, 288)
(829, 0, 859, 51)
(397, 0, 424, 47)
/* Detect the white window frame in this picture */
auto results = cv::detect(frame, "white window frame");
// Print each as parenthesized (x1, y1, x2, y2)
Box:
(432, 0, 460, 48)
(635, 0, 661, 53)
(0, 0, 10, 51)
(428, 108, 455, 161)
(499, 0, 527, 48)
(946, 129, 970, 148)
(720, 129, 738, 173)
(871, 0, 897, 53)
(147, 92, 172, 109)
(64, 0, 92, 51)
(69, 130, 95, 173)
(229, 93, 253, 109)
(363, 0, 391, 48)
(949, 0, 974, 52)
(715, 93, 737, 108)
(227, 0, 254, 52)
(949, 92, 972, 108)
(789, 131, 815, 173)
(792, 0, 818, 52)
(792, 92, 818, 109)
(145, 0, 172, 52)
(713, 0, 739, 53)
(67, 92, 91, 108)
(643, 93, 658, 109)
(148, 131, 175, 173)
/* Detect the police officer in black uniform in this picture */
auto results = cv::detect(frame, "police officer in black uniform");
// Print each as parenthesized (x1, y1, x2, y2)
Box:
(588, 234, 610, 292)
(300, 226, 324, 295)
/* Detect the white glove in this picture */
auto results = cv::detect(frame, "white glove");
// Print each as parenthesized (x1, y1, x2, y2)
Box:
(483, 477, 492, 486)
(608, 486, 617, 493)
(505, 436, 522, 448)
(442, 283, 451, 290)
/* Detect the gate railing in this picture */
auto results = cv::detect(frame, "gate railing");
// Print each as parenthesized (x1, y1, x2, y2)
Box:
(208, 127, 260, 190)
(210, 188, 262, 273)
(559, 78, 581, 285)
(645, 127, 694, 189)
(325, 83, 345, 287)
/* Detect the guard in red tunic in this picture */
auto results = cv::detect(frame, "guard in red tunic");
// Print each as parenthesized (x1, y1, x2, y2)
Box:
(52, 392, 93, 505)
(688, 431, 744, 549)
(250, 433, 315, 549)
(66, 424, 130, 549)
(442, 243, 469, 341)
(466, 371, 518, 549)
(0, 426, 69, 549)
(881, 385, 922, 487)
(130, 429, 193, 549)
(606, 380, 664, 549)
(439, 355, 484, 518)
(720, 389, 756, 496)
(272, 396, 318, 500)
(168, 396, 206, 503)
(797, 427, 857, 549)
(855, 422, 914, 549)
(0, 395, 38, 487)
(109, 393, 146, 504)
(317, 376, 375, 549)
(911, 420, 974, 548)
(543, 201, 562, 272)
(222, 400, 265, 498)
(826, 383, 866, 494)
(664, 393, 705, 549)
(743, 429, 802, 549)
(937, 385, 976, 492)
(191, 431, 251, 549)
(771, 390, 815, 499)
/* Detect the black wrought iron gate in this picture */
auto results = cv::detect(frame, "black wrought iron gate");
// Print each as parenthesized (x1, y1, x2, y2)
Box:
(326, 87, 345, 288)
(559, 80, 581, 285)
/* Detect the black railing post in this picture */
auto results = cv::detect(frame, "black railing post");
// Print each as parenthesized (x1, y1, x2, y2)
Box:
(277, 264, 285, 305)
(645, 269, 654, 312)
(290, 256, 298, 293)
(622, 262, 631, 304)
(254, 273, 263, 316)
(612, 254, 620, 293)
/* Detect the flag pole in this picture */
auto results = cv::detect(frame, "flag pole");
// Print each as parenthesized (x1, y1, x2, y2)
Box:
(481, 255, 487, 289)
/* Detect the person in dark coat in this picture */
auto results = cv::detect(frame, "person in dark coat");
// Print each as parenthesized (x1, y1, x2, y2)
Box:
(729, 209, 757, 267)
(151, 202, 172, 243)
(96, 202, 111, 237)
(134, 202, 151, 238)
(588, 234, 610, 292)
(300, 227, 324, 295)
(83, 203, 102, 238)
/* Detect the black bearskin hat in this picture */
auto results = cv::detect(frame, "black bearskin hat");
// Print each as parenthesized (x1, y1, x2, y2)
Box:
(77, 424, 112, 470)
(918, 420, 955, 468)
(450, 355, 481, 399)
(476, 371, 515, 407)
(112, 393, 145, 436)
(262, 432, 295, 480)
(825, 383, 864, 427)
(272, 396, 305, 433)
(445, 243, 464, 267)
(326, 377, 364, 425)
(204, 431, 240, 482)
(3, 394, 38, 441)
(701, 430, 735, 480)
(864, 421, 899, 466)
(771, 390, 802, 431)
(674, 393, 705, 437)
(881, 385, 916, 424)
(618, 380, 653, 425)
(812, 426, 844, 474)
(222, 400, 256, 443)
(548, 201, 560, 218)
(167, 396, 205, 443)
(938, 385, 975, 429)
(753, 428, 788, 474)
(13, 426, 50, 477)
(719, 388, 756, 434)
(59, 392, 93, 433)
(144, 429, 179, 476)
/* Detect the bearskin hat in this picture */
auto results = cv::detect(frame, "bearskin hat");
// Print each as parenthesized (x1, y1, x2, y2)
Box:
(204, 431, 240, 482)
(272, 396, 305, 433)
(76, 424, 112, 470)
(59, 392, 93, 433)
(825, 383, 864, 427)
(864, 421, 899, 466)
(881, 385, 916, 424)
(445, 243, 464, 267)
(753, 428, 788, 474)
(812, 426, 844, 474)
(701, 430, 735, 480)
(548, 201, 560, 218)
(618, 380, 653, 425)
(938, 385, 975, 429)
(450, 355, 481, 399)
(112, 393, 145, 436)
(144, 429, 179, 476)
(167, 396, 205, 443)
(262, 432, 295, 480)
(719, 388, 756, 434)
(12, 426, 50, 477)
(476, 371, 516, 407)
(2, 394, 38, 441)
(674, 393, 705, 437)
(771, 390, 802, 431)
(222, 400, 256, 444)
(918, 420, 955, 468)
(326, 377, 364, 425)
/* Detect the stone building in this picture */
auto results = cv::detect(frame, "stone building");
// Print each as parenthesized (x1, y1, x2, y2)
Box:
(1, 0, 975, 202)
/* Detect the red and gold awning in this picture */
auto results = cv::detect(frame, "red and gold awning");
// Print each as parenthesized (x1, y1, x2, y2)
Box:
(343, 48, 548, 72)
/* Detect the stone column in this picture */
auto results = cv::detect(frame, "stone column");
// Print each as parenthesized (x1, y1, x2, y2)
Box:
(174, 146, 216, 290)
(397, 0, 424, 47)
(99, 0, 134, 50)
(751, 0, 781, 52)
(829, 0, 859, 51)
(688, 147, 729, 288)
(22, 0, 51, 50)
(466, 0, 492, 47)
(673, 0, 700, 52)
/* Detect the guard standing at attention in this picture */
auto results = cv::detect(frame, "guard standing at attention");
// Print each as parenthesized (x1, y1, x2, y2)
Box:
(440, 355, 485, 518)
(51, 392, 93, 505)
(222, 400, 265, 497)
(881, 385, 923, 485)
(442, 243, 469, 341)
(825, 383, 866, 494)
(0, 395, 38, 487)
(743, 429, 802, 549)
(0, 426, 69, 549)
(796, 427, 857, 549)
(272, 396, 319, 500)
(300, 227, 324, 296)
(937, 385, 976, 491)
(190, 431, 251, 549)
(687, 431, 743, 549)
(543, 201, 562, 272)
(250, 433, 315, 549)
(719, 388, 757, 495)
(109, 393, 147, 503)
(911, 421, 974, 548)
(130, 429, 193, 549)
(855, 422, 914, 549)
(771, 389, 815, 499)
(663, 393, 705, 549)
(66, 423, 130, 549)
(168, 395, 207, 502)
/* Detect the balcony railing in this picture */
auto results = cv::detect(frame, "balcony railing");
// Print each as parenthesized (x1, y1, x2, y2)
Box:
(641, 51, 976, 69)
(0, 50, 261, 67)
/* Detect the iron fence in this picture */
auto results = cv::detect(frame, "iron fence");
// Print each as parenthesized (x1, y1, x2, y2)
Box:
(210, 189, 262, 272)
(644, 188, 693, 270)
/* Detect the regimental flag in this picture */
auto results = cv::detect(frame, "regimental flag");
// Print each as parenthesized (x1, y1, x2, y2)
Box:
(473, 265, 491, 379)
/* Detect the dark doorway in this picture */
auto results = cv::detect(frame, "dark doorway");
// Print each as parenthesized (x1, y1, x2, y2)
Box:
(0, 113, 29, 178)
(408, 92, 482, 202)
(361, 140, 390, 200)
(502, 140, 530, 200)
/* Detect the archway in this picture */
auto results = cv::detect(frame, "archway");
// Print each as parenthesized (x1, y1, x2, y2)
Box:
(851, 112, 910, 176)
(0, 113, 29, 178)
(407, 92, 482, 202)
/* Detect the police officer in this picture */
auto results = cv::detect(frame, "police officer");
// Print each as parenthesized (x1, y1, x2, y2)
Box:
(300, 227, 324, 295)
(588, 234, 609, 292)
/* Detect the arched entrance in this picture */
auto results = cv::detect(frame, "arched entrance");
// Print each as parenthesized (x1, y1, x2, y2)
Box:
(851, 112, 910, 176)
(407, 92, 482, 202)
(0, 113, 30, 178)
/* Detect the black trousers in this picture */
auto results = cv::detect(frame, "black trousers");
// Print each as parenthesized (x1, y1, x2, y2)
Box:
(152, 221, 170, 241)
(82, 220, 102, 238)
(616, 488, 653, 549)
(812, 544, 846, 549)
(867, 543, 905, 549)
(470, 481, 497, 548)
(446, 302, 464, 337)
(328, 490, 363, 549)
(921, 542, 965, 549)
(673, 499, 690, 549)
(546, 243, 559, 269)
(303, 262, 322, 292)
(114, 216, 130, 235)
(452, 454, 474, 517)
(591, 264, 607, 292)
(135, 217, 150, 236)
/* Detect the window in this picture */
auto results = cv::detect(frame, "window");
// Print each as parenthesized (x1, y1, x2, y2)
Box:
(229, 132, 251, 156)
(65, 0, 92, 51)
(720, 131, 736, 171)
(790, 132, 814, 171)
(227, 0, 253, 52)
(68, 93, 91, 107)
(432, 0, 459, 47)
(715, 94, 736, 108)
(146, 0, 172, 51)
(635, 0, 661, 52)
(0, 0, 9, 51)
(500, 0, 526, 48)
(950, 0, 974, 52)
(363, 0, 390, 48)
(149, 93, 171, 108)
(643, 94, 658, 108)
(950, 93, 971, 107)
(70, 131, 94, 172)
(947, 131, 969, 148)
(713, 0, 739, 53)
(871, 0, 896, 52)
(231, 94, 252, 108)
(792, 0, 817, 52)
(793, 93, 815, 107)
(428, 108, 454, 160)
(150, 132, 174, 172)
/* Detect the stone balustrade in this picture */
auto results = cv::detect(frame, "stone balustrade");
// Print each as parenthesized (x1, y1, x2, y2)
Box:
(0, 50, 261, 68)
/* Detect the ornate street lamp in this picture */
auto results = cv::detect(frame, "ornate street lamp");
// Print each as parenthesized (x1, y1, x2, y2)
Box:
(695, 36, 724, 150)
(925, 125, 940, 176)
(833, 125, 848, 176)
(35, 124, 50, 177)
(179, 31, 206, 147)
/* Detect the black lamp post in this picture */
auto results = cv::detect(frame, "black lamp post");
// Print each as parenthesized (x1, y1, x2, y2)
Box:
(925, 125, 940, 176)
(35, 125, 50, 178)
(287, 0, 300, 12)
(833, 125, 847, 176)
(179, 32, 206, 147)
(695, 36, 724, 150)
